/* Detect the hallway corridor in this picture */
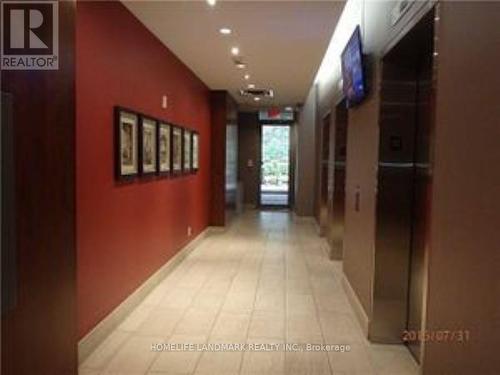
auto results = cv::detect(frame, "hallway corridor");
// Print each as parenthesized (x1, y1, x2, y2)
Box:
(79, 211, 417, 375)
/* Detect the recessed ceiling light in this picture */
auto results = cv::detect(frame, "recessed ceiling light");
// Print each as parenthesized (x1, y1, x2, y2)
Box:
(207, 0, 216, 6)
(236, 63, 246, 69)
(254, 97, 261, 102)
(231, 47, 239, 56)
(219, 28, 231, 35)
(285, 106, 293, 111)
(244, 74, 250, 80)
(248, 84, 255, 89)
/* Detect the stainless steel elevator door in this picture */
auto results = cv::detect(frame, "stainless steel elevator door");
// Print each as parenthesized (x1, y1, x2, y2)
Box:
(329, 99, 348, 260)
(371, 10, 435, 363)
(406, 52, 434, 361)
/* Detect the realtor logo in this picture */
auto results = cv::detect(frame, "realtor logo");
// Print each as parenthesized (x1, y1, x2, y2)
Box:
(1, 1, 58, 70)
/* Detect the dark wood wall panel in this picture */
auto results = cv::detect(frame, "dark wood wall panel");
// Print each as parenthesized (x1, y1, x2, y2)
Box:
(237, 112, 261, 207)
(210, 91, 238, 226)
(1, 1, 77, 374)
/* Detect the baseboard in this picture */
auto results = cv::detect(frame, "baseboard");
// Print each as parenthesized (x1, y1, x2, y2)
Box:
(342, 275, 370, 338)
(78, 227, 212, 364)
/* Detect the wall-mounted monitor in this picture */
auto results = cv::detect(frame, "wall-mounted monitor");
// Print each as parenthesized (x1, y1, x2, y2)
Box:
(341, 26, 367, 107)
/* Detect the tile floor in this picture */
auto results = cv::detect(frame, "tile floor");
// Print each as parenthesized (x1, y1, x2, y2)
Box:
(79, 210, 418, 375)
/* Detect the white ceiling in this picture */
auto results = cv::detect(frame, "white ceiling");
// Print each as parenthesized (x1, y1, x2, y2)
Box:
(124, 0, 345, 109)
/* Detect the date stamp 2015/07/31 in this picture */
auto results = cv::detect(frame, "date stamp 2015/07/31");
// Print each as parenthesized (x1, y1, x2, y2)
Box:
(402, 330, 470, 343)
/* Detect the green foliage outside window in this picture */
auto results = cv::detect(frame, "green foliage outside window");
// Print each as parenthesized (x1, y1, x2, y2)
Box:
(262, 126, 290, 187)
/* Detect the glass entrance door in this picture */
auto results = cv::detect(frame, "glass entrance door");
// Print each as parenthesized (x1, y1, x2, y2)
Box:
(260, 125, 290, 207)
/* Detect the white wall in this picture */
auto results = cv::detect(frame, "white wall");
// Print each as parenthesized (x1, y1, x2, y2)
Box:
(294, 86, 317, 216)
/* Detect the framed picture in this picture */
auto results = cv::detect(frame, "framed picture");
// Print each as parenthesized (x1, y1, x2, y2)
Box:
(183, 129, 192, 173)
(157, 122, 171, 175)
(191, 132, 199, 172)
(115, 107, 139, 180)
(172, 126, 183, 174)
(139, 116, 157, 175)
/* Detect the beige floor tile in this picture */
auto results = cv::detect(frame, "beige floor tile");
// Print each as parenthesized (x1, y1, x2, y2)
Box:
(248, 311, 285, 340)
(287, 293, 317, 316)
(310, 276, 339, 296)
(149, 335, 206, 374)
(287, 314, 324, 344)
(287, 271, 310, 282)
(136, 308, 185, 338)
(222, 291, 256, 313)
(286, 277, 313, 295)
(174, 307, 217, 336)
(80, 330, 130, 370)
(229, 282, 258, 295)
(368, 344, 418, 375)
(190, 290, 226, 312)
(141, 287, 169, 308)
(78, 368, 101, 375)
(105, 335, 163, 374)
(159, 287, 198, 310)
(255, 291, 285, 312)
(241, 348, 285, 374)
(177, 269, 209, 289)
(315, 292, 352, 314)
(258, 275, 285, 292)
(261, 265, 285, 277)
(140, 281, 173, 305)
(210, 312, 251, 342)
(201, 277, 232, 295)
(83, 211, 416, 375)
(286, 350, 332, 375)
(194, 351, 243, 375)
(328, 343, 375, 374)
(319, 312, 363, 345)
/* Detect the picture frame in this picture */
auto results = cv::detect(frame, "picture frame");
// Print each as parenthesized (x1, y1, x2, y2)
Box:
(139, 116, 158, 175)
(191, 131, 199, 172)
(183, 128, 192, 173)
(115, 107, 139, 180)
(157, 122, 172, 176)
(172, 126, 183, 174)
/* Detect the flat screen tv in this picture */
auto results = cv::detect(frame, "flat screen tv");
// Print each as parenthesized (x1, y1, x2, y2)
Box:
(341, 26, 366, 107)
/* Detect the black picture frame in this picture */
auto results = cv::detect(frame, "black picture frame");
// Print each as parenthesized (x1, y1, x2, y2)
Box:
(183, 128, 192, 173)
(139, 115, 158, 176)
(156, 122, 172, 176)
(171, 125, 183, 175)
(114, 106, 139, 180)
(191, 131, 199, 173)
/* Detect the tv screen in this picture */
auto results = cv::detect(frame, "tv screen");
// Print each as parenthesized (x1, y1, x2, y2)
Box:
(341, 26, 366, 107)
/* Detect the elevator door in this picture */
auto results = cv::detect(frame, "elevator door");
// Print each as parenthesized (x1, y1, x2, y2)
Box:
(371, 10, 435, 363)
(328, 100, 348, 259)
(319, 113, 331, 234)
(407, 49, 433, 362)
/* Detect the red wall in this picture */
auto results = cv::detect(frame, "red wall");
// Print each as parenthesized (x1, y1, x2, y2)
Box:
(76, 1, 211, 338)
